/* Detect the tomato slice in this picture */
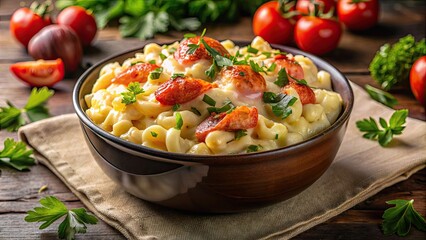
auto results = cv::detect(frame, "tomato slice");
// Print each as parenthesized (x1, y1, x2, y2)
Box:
(9, 59, 65, 87)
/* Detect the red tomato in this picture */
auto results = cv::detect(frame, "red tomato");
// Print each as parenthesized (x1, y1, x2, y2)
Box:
(337, 0, 379, 31)
(410, 56, 426, 107)
(57, 6, 97, 46)
(10, 59, 65, 87)
(294, 16, 342, 55)
(296, 0, 336, 18)
(252, 1, 294, 45)
(10, 8, 51, 47)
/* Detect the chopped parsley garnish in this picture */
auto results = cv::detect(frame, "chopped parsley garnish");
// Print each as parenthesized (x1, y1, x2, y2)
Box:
(275, 134, 279, 139)
(149, 67, 163, 80)
(247, 45, 259, 54)
(289, 75, 308, 85)
(175, 112, 183, 130)
(356, 109, 408, 147)
(202, 94, 216, 106)
(235, 130, 247, 140)
(382, 199, 426, 236)
(159, 53, 167, 61)
(365, 84, 398, 108)
(201, 38, 233, 67)
(25, 196, 98, 240)
(186, 43, 199, 55)
(150, 131, 158, 137)
(268, 62, 277, 72)
(239, 71, 245, 76)
(0, 87, 54, 132)
(0, 138, 35, 171)
(168, 47, 177, 54)
(171, 73, 185, 79)
(274, 68, 289, 87)
(172, 104, 180, 111)
(262, 52, 272, 58)
(148, 59, 156, 64)
(207, 99, 235, 114)
(205, 61, 217, 79)
(263, 92, 297, 119)
(249, 60, 267, 74)
(121, 82, 144, 105)
(190, 107, 201, 116)
(247, 144, 262, 153)
(130, 61, 143, 66)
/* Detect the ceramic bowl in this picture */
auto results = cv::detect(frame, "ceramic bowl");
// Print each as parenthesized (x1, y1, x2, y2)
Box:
(73, 41, 354, 213)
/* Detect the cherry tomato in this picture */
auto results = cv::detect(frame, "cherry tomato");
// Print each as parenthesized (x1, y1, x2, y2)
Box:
(10, 7, 51, 47)
(294, 16, 342, 55)
(10, 59, 65, 87)
(296, 0, 335, 18)
(57, 6, 97, 46)
(337, 0, 379, 31)
(252, 1, 294, 45)
(410, 56, 426, 107)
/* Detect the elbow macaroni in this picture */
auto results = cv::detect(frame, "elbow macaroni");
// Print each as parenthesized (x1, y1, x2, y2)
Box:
(85, 37, 343, 155)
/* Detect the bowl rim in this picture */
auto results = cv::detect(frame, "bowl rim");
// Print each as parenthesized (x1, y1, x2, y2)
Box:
(73, 40, 354, 163)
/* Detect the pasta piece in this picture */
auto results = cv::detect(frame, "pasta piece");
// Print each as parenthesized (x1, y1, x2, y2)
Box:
(142, 125, 168, 151)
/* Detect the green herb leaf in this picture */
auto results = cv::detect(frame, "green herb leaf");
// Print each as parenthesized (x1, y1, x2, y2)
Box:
(356, 109, 408, 147)
(365, 84, 398, 108)
(130, 61, 143, 66)
(200, 38, 233, 67)
(148, 60, 156, 64)
(262, 52, 272, 58)
(289, 75, 308, 85)
(159, 53, 167, 61)
(369, 35, 426, 91)
(205, 62, 217, 79)
(190, 107, 201, 116)
(149, 67, 163, 80)
(268, 62, 277, 72)
(121, 82, 144, 105)
(171, 73, 185, 79)
(382, 199, 426, 236)
(25, 196, 98, 240)
(175, 112, 183, 130)
(274, 69, 289, 87)
(186, 43, 200, 55)
(184, 33, 197, 39)
(247, 144, 262, 153)
(263, 92, 297, 119)
(150, 131, 158, 137)
(0, 138, 35, 171)
(1, 87, 54, 132)
(247, 45, 259, 54)
(172, 104, 180, 111)
(235, 130, 247, 140)
(249, 60, 267, 74)
(202, 94, 216, 106)
(207, 99, 235, 114)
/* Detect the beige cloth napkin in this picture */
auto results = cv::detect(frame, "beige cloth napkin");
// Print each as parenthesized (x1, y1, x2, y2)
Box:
(19, 83, 426, 240)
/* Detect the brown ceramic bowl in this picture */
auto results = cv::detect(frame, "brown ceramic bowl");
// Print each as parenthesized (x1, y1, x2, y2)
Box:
(73, 41, 354, 213)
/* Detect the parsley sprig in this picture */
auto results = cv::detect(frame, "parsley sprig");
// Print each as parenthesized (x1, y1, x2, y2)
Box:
(121, 82, 145, 105)
(0, 138, 35, 171)
(365, 84, 398, 108)
(0, 87, 54, 132)
(356, 109, 408, 147)
(25, 196, 98, 240)
(382, 199, 426, 236)
(263, 92, 297, 119)
(274, 69, 289, 87)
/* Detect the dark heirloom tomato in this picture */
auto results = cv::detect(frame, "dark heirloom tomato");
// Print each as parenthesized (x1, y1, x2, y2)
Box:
(195, 106, 258, 142)
(283, 81, 316, 105)
(10, 59, 65, 87)
(337, 0, 379, 31)
(155, 76, 216, 105)
(252, 1, 294, 45)
(174, 36, 230, 65)
(219, 65, 266, 96)
(57, 6, 98, 46)
(10, 7, 51, 47)
(294, 16, 342, 55)
(111, 63, 159, 86)
(410, 56, 426, 107)
(274, 54, 305, 80)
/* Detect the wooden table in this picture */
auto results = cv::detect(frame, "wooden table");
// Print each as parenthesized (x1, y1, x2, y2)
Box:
(0, 0, 425, 239)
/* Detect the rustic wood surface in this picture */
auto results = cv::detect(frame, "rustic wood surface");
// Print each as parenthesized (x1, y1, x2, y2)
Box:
(0, 0, 425, 239)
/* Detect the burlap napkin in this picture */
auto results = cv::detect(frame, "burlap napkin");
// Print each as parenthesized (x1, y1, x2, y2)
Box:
(19, 83, 426, 240)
